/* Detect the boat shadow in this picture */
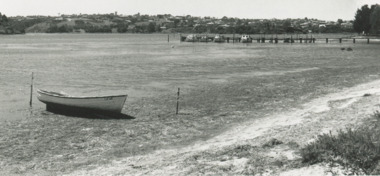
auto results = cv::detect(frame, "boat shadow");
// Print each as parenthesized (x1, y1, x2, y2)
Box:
(86, 112, 136, 120)
(46, 109, 136, 120)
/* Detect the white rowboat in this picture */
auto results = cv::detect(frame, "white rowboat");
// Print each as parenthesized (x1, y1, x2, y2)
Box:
(37, 89, 127, 114)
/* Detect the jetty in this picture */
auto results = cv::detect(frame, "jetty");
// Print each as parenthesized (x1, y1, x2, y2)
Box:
(179, 34, 379, 44)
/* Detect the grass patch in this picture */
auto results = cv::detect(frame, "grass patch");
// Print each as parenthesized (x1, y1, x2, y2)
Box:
(184, 144, 265, 175)
(300, 111, 380, 175)
(184, 142, 302, 175)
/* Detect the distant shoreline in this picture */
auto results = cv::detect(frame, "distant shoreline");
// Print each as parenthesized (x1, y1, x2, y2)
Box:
(3, 32, 380, 40)
(5, 32, 377, 39)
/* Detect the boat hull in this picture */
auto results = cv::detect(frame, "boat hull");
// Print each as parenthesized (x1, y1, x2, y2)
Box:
(214, 38, 225, 43)
(185, 39, 197, 42)
(185, 34, 198, 42)
(37, 89, 127, 114)
(200, 38, 211, 42)
(241, 39, 253, 43)
(214, 35, 225, 43)
(241, 35, 253, 43)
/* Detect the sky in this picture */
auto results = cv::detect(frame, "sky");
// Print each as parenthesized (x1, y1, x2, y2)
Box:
(1, 0, 379, 21)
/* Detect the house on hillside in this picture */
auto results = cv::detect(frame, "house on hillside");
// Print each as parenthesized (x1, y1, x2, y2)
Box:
(220, 24, 230, 28)
(215, 20, 223, 25)
(341, 22, 353, 29)
(326, 21, 336, 27)
(300, 22, 310, 29)
(206, 22, 214, 26)
(127, 25, 136, 31)
(174, 16, 185, 20)
(55, 17, 64, 21)
(154, 18, 172, 26)
(112, 17, 125, 23)
(73, 29, 85, 33)
(319, 22, 326, 28)
(135, 21, 152, 27)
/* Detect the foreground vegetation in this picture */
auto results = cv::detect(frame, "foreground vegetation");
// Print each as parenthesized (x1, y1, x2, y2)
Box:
(301, 110, 380, 175)
(180, 110, 380, 175)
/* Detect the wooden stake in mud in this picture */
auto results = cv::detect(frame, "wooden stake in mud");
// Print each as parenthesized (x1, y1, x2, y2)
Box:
(30, 72, 34, 107)
(176, 88, 180, 115)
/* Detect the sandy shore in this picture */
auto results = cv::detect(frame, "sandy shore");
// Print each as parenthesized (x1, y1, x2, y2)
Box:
(64, 79, 380, 175)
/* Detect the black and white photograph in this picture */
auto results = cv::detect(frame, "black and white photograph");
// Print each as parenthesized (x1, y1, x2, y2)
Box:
(1, 0, 380, 175)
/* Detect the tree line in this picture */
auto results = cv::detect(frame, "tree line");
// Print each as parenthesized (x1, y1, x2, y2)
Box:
(0, 12, 9, 25)
(3, 5, 380, 35)
(354, 4, 380, 35)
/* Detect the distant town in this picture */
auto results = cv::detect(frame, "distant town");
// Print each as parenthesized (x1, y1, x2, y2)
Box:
(0, 12, 357, 35)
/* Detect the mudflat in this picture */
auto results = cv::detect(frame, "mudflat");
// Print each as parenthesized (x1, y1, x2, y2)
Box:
(1, 34, 380, 175)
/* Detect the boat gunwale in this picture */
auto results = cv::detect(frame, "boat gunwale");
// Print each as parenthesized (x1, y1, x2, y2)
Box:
(37, 89, 128, 100)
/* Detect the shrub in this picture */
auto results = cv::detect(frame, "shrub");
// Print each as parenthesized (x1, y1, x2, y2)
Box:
(262, 138, 283, 148)
(300, 123, 380, 174)
(363, 93, 371, 97)
(374, 110, 380, 119)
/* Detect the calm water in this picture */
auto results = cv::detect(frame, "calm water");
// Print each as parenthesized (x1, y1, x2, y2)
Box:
(1, 33, 379, 121)
(0, 33, 256, 120)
